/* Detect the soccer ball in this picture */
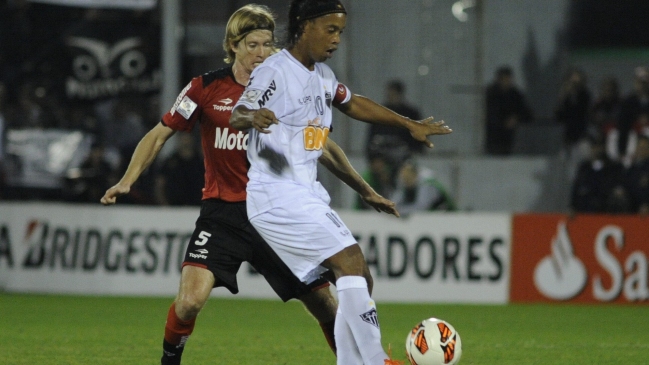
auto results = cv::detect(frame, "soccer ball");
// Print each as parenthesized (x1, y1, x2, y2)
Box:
(405, 318, 462, 365)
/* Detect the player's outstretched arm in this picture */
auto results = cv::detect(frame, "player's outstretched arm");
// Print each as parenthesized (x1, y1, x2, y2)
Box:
(319, 138, 399, 217)
(230, 105, 278, 133)
(335, 93, 452, 148)
(100, 122, 175, 205)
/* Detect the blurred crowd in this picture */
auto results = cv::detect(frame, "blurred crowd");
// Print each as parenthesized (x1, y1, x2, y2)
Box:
(0, 2, 647, 214)
(485, 65, 649, 215)
(0, 82, 204, 206)
(0, 2, 203, 206)
(3, 60, 649, 213)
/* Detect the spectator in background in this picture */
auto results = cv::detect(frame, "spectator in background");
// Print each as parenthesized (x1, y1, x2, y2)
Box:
(570, 135, 629, 213)
(12, 82, 47, 129)
(591, 77, 621, 137)
(64, 142, 115, 203)
(485, 66, 533, 155)
(555, 68, 592, 152)
(154, 132, 204, 206)
(604, 67, 649, 167)
(355, 152, 394, 210)
(99, 98, 148, 158)
(624, 134, 649, 214)
(606, 112, 649, 168)
(390, 159, 456, 216)
(615, 67, 649, 156)
(366, 79, 424, 159)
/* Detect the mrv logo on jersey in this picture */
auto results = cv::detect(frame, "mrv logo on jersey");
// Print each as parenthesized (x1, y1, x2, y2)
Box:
(257, 80, 276, 107)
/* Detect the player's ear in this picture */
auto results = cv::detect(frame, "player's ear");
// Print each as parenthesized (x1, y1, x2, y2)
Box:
(230, 40, 240, 54)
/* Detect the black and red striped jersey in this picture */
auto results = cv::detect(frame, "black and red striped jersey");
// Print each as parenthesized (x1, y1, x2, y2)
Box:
(162, 67, 249, 202)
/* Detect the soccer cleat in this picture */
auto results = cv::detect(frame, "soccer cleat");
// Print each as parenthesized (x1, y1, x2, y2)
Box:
(384, 343, 405, 365)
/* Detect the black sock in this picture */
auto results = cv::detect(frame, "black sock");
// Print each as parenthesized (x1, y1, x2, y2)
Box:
(161, 339, 184, 365)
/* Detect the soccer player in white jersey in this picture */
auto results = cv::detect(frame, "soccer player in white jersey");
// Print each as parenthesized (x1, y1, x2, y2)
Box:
(230, 1, 452, 364)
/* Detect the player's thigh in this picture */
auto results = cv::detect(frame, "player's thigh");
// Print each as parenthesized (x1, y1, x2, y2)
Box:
(250, 200, 356, 283)
(176, 265, 215, 307)
(246, 221, 331, 302)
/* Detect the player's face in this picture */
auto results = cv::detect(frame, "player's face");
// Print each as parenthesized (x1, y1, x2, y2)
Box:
(303, 13, 346, 62)
(232, 29, 274, 74)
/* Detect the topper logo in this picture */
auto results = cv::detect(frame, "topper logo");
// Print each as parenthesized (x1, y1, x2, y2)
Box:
(67, 36, 146, 81)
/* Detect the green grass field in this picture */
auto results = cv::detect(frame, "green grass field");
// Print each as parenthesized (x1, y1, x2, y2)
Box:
(1, 293, 648, 365)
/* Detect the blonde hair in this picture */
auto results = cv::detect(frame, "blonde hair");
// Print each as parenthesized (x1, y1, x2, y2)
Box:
(223, 4, 276, 64)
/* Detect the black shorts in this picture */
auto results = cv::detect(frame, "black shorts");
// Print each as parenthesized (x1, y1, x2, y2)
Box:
(183, 199, 329, 302)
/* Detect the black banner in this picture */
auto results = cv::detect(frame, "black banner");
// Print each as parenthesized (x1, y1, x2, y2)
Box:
(63, 11, 161, 100)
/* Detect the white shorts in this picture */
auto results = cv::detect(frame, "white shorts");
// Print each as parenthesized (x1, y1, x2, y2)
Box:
(249, 196, 357, 284)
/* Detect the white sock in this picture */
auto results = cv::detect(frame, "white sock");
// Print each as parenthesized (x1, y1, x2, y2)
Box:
(336, 276, 388, 365)
(334, 308, 363, 365)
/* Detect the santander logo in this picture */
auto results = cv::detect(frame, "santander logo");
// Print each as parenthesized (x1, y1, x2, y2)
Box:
(532, 220, 648, 303)
(533, 222, 587, 300)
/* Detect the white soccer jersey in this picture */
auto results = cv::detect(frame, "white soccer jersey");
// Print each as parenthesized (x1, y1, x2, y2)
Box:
(235, 49, 351, 218)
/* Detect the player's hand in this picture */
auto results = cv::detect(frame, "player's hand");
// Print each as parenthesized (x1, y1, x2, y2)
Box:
(361, 191, 400, 218)
(252, 108, 279, 134)
(100, 183, 130, 205)
(408, 117, 452, 148)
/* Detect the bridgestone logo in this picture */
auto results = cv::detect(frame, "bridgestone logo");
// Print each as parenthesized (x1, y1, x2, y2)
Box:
(188, 253, 207, 259)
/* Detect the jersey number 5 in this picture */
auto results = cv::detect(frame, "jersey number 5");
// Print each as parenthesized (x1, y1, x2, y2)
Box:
(303, 126, 329, 151)
(195, 231, 212, 246)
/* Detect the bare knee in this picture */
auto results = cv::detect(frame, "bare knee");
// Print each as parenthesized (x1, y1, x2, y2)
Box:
(174, 293, 207, 320)
(174, 265, 214, 320)
(323, 245, 369, 278)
